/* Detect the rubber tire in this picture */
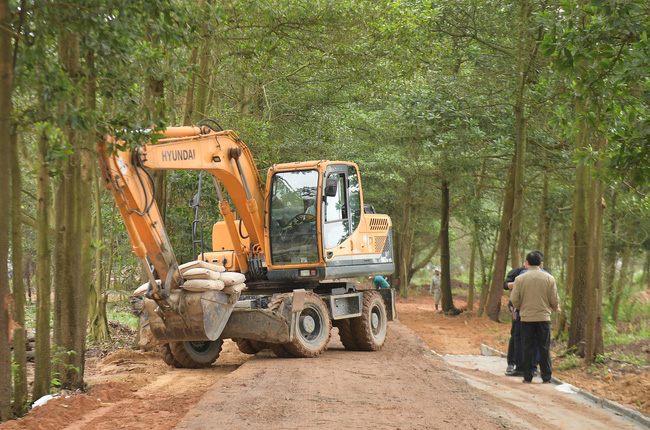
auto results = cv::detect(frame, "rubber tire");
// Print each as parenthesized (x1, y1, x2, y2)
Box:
(169, 340, 223, 368)
(334, 319, 361, 351)
(269, 343, 293, 358)
(283, 292, 331, 358)
(235, 339, 268, 355)
(157, 343, 182, 368)
(350, 291, 387, 351)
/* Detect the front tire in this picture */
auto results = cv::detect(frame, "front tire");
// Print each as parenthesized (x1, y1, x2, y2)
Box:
(157, 343, 182, 367)
(169, 340, 223, 368)
(283, 292, 331, 358)
(351, 291, 387, 351)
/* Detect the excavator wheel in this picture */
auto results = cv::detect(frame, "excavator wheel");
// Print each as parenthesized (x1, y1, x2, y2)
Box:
(282, 292, 331, 358)
(157, 343, 183, 368)
(269, 343, 293, 358)
(333, 319, 361, 351)
(168, 340, 223, 368)
(235, 339, 268, 355)
(350, 291, 387, 351)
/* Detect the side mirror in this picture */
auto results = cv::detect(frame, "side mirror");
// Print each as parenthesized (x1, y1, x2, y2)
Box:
(324, 177, 338, 197)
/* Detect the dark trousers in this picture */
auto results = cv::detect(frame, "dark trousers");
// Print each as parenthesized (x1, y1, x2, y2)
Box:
(508, 317, 539, 369)
(507, 321, 516, 366)
(521, 321, 552, 382)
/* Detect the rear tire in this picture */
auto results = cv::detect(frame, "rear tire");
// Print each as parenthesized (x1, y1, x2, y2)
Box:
(334, 319, 360, 351)
(235, 339, 267, 355)
(169, 340, 223, 368)
(283, 292, 331, 358)
(269, 343, 293, 358)
(351, 291, 387, 351)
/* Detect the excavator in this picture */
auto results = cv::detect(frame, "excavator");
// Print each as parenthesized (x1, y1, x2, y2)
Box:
(98, 120, 395, 368)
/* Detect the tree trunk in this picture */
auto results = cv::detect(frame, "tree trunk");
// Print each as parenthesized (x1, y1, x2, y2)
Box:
(612, 238, 630, 322)
(486, 157, 516, 321)
(568, 106, 589, 356)
(440, 179, 459, 314)
(11, 131, 28, 415)
(468, 240, 476, 311)
(89, 171, 110, 342)
(584, 136, 605, 363)
(33, 130, 52, 401)
(193, 25, 211, 123)
(53, 30, 88, 390)
(603, 189, 618, 299)
(509, 0, 534, 270)
(396, 178, 413, 296)
(641, 249, 650, 290)
(0, 0, 13, 417)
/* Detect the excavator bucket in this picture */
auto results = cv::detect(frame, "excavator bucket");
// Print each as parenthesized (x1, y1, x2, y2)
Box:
(142, 289, 240, 342)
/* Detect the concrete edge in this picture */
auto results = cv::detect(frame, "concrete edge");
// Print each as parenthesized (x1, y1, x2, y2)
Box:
(479, 344, 650, 429)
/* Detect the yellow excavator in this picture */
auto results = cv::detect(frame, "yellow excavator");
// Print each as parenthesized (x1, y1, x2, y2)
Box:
(98, 120, 395, 367)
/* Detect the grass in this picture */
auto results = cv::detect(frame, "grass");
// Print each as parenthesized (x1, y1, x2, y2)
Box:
(556, 353, 582, 371)
(106, 296, 138, 331)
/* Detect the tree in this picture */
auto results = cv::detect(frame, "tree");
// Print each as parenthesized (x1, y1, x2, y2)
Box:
(541, 0, 650, 359)
(0, 0, 13, 419)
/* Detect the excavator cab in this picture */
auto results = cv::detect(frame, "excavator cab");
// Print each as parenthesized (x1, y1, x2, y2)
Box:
(264, 161, 394, 282)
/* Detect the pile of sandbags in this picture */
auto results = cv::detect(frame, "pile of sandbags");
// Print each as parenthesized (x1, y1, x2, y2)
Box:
(179, 260, 247, 294)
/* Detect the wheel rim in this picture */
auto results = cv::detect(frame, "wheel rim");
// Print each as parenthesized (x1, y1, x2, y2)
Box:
(370, 302, 386, 340)
(186, 340, 218, 359)
(297, 306, 325, 347)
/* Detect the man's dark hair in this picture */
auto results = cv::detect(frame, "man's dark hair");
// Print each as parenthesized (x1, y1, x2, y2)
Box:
(532, 250, 544, 262)
(526, 251, 542, 266)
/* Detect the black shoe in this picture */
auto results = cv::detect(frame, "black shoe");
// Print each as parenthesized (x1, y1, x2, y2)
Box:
(542, 379, 552, 384)
(505, 370, 523, 376)
(522, 378, 532, 383)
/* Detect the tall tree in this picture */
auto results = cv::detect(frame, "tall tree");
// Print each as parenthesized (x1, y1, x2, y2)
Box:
(0, 0, 13, 419)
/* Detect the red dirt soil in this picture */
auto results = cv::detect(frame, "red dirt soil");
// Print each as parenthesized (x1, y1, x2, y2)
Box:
(1, 284, 648, 429)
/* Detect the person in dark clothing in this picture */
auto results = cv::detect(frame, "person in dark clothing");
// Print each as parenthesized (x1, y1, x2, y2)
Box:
(503, 251, 545, 376)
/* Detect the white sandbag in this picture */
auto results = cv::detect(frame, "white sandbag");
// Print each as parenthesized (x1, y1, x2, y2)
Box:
(222, 283, 247, 294)
(181, 279, 225, 292)
(219, 272, 246, 286)
(182, 267, 221, 280)
(134, 279, 161, 296)
(179, 260, 226, 274)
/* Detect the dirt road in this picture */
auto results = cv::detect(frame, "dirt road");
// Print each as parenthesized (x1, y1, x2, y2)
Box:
(176, 322, 644, 430)
(2, 291, 648, 429)
(178, 323, 504, 429)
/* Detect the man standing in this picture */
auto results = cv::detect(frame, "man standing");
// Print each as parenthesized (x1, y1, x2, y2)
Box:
(430, 267, 441, 311)
(504, 250, 544, 376)
(511, 251, 560, 383)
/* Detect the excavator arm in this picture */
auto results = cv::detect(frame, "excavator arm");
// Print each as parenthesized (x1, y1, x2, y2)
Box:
(97, 125, 268, 342)
(98, 126, 266, 294)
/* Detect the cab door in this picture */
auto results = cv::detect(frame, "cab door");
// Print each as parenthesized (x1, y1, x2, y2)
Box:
(322, 165, 362, 273)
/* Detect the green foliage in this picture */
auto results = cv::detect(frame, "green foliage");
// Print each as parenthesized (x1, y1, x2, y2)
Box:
(50, 347, 79, 391)
(556, 353, 582, 371)
(106, 299, 138, 331)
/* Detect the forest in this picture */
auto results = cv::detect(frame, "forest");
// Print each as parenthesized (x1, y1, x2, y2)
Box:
(0, 0, 648, 420)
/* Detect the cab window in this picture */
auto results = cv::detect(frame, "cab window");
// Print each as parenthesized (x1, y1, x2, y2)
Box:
(323, 172, 350, 249)
(269, 170, 319, 265)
